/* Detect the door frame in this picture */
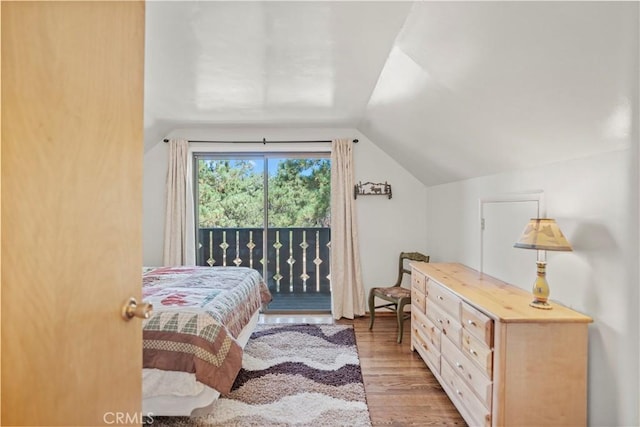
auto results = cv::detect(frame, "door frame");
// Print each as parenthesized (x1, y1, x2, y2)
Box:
(478, 190, 545, 275)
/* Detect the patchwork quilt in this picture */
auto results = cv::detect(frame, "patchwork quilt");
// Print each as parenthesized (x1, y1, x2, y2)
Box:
(142, 266, 271, 393)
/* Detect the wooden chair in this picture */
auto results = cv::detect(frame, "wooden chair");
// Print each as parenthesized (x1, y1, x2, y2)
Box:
(368, 251, 430, 343)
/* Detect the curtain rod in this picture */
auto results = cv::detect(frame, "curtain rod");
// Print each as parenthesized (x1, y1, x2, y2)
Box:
(163, 138, 358, 144)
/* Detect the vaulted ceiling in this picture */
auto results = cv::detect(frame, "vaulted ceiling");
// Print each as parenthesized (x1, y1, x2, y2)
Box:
(144, 1, 638, 186)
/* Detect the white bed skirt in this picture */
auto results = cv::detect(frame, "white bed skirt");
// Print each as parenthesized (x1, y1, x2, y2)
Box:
(142, 311, 260, 416)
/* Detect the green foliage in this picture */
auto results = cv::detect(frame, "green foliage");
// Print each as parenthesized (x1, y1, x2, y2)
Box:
(197, 158, 331, 228)
(198, 160, 264, 227)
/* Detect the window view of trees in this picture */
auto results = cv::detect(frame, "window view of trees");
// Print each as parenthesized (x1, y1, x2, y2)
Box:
(197, 159, 264, 228)
(197, 157, 331, 228)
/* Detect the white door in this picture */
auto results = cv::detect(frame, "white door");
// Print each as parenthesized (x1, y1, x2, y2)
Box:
(2, 2, 145, 425)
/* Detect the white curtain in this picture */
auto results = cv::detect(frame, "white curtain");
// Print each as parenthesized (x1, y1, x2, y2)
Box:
(163, 138, 196, 266)
(330, 139, 366, 319)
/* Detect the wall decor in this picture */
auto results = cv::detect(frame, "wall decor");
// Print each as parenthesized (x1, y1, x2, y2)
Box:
(354, 181, 392, 199)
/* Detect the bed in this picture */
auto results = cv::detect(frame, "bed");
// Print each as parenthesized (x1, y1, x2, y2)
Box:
(141, 266, 271, 416)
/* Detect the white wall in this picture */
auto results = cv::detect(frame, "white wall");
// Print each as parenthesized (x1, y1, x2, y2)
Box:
(425, 149, 639, 426)
(142, 127, 427, 302)
(143, 141, 168, 265)
(352, 132, 428, 293)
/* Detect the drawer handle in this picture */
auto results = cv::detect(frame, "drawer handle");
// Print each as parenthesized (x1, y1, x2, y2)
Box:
(470, 348, 478, 356)
(456, 389, 463, 397)
(421, 323, 427, 329)
(437, 318, 444, 324)
(421, 343, 428, 350)
(456, 362, 464, 370)
(438, 296, 444, 301)
(467, 320, 477, 326)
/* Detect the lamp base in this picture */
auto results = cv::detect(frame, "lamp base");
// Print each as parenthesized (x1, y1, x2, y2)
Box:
(529, 261, 553, 310)
(529, 300, 552, 310)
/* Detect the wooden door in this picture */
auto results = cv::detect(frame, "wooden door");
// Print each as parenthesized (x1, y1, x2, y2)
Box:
(1, 2, 145, 425)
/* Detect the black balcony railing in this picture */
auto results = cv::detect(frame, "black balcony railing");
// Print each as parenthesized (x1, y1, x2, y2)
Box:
(197, 227, 331, 310)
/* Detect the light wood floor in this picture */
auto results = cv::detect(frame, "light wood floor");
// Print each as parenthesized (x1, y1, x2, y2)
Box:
(261, 313, 467, 426)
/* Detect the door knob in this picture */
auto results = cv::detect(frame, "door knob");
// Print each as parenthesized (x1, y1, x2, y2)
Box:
(122, 297, 153, 321)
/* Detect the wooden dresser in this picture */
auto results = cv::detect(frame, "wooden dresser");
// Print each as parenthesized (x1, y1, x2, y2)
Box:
(410, 262, 592, 427)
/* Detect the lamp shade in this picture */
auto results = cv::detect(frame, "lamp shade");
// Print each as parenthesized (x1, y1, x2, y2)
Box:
(514, 218, 572, 251)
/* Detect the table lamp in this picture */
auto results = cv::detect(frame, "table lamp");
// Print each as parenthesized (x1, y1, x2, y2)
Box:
(514, 218, 572, 309)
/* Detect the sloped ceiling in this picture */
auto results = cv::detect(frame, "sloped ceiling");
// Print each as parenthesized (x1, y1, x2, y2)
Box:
(144, 1, 412, 146)
(145, 1, 639, 186)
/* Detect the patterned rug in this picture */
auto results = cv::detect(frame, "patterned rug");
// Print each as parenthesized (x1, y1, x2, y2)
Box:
(150, 324, 371, 427)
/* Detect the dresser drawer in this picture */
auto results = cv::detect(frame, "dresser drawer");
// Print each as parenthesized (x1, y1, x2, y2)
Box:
(441, 335, 492, 409)
(426, 278, 461, 321)
(411, 288, 426, 314)
(441, 359, 491, 427)
(412, 326, 440, 374)
(461, 302, 494, 348)
(461, 329, 493, 377)
(411, 270, 426, 294)
(413, 309, 441, 349)
(426, 299, 462, 347)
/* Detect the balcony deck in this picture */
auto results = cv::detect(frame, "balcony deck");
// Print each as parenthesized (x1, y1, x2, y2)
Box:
(266, 291, 331, 312)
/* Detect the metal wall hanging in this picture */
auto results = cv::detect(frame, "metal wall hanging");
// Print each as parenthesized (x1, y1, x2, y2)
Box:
(354, 181, 392, 199)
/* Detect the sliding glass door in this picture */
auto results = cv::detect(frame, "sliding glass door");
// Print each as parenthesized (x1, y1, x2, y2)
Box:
(194, 153, 331, 312)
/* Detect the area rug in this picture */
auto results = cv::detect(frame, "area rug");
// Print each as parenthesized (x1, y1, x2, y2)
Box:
(150, 323, 371, 427)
